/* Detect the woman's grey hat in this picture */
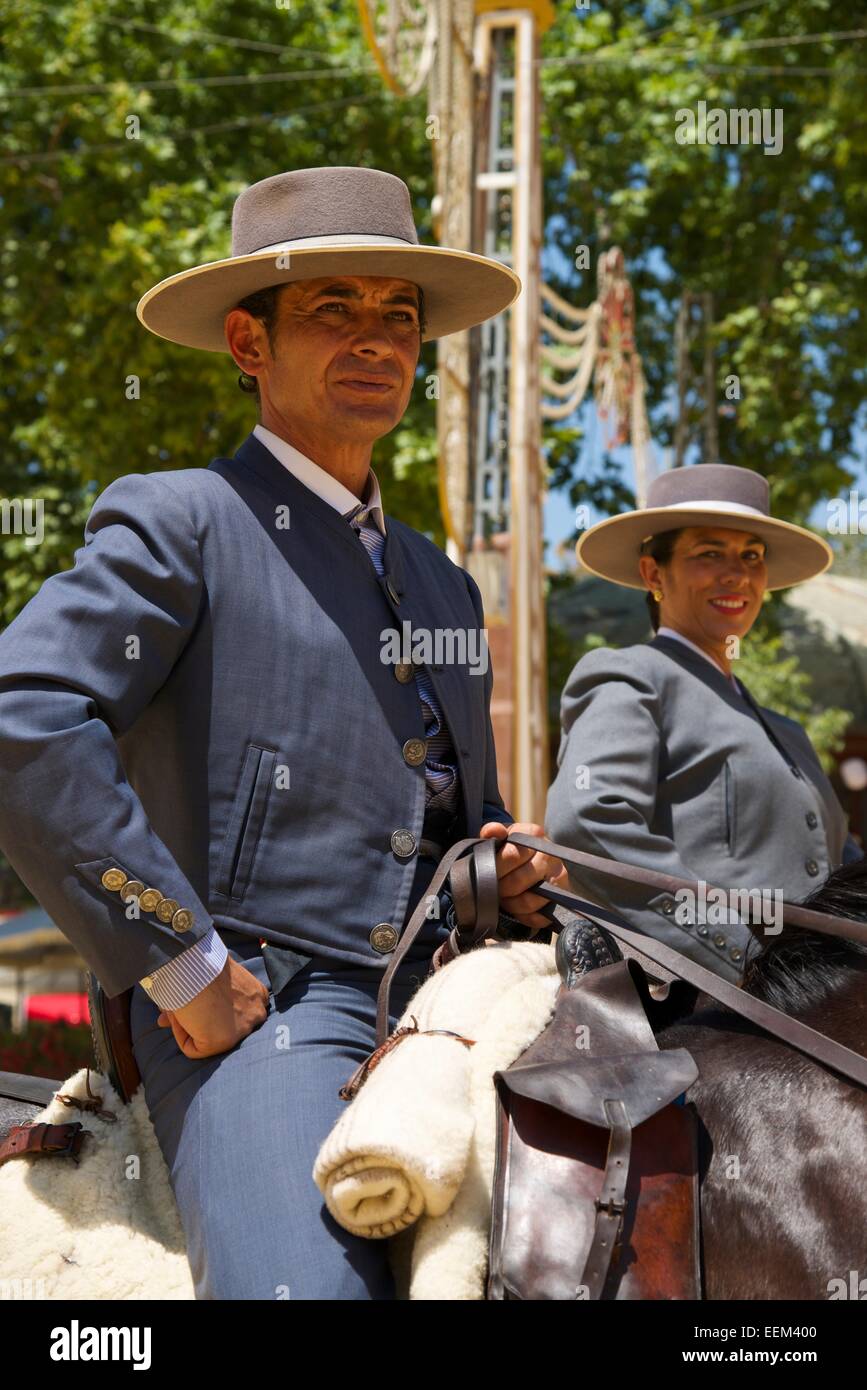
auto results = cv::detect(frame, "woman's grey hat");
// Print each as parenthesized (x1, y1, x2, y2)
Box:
(136, 165, 521, 351)
(576, 463, 833, 590)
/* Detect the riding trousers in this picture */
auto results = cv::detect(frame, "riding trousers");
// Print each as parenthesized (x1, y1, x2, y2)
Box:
(129, 868, 450, 1300)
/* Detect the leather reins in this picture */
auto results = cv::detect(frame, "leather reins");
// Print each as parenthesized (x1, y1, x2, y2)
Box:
(376, 832, 867, 1090)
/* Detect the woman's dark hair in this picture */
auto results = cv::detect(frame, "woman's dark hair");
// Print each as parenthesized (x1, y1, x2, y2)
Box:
(233, 282, 427, 409)
(639, 528, 684, 632)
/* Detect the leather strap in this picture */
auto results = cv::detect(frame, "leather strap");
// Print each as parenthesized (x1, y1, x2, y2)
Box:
(450, 841, 501, 943)
(507, 834, 867, 1090)
(508, 832, 867, 946)
(376, 837, 488, 1045)
(339, 1016, 475, 1101)
(0, 1120, 87, 1169)
(582, 1098, 631, 1299)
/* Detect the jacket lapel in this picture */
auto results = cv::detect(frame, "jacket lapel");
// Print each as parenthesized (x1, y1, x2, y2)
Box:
(215, 433, 479, 811)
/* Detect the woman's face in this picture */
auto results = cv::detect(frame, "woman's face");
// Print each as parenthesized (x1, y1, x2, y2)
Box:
(639, 526, 768, 650)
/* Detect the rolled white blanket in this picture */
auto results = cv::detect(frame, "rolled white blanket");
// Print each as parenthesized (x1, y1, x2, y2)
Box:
(313, 941, 558, 1239)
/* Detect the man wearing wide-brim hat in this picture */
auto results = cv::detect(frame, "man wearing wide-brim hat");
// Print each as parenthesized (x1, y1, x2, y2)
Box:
(0, 166, 563, 1299)
(547, 462, 863, 986)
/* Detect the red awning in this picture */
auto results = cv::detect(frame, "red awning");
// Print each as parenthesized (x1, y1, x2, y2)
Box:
(25, 993, 90, 1025)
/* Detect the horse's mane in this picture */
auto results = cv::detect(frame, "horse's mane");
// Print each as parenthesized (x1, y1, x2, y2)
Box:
(741, 856, 867, 1012)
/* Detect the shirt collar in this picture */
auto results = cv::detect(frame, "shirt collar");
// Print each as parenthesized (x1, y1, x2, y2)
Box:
(656, 626, 741, 693)
(252, 423, 386, 536)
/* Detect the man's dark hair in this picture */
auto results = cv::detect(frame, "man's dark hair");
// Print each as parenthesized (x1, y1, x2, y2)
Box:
(639, 528, 684, 632)
(234, 281, 427, 413)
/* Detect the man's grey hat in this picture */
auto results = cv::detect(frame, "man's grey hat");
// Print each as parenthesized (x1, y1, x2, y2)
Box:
(136, 166, 521, 351)
(576, 463, 833, 590)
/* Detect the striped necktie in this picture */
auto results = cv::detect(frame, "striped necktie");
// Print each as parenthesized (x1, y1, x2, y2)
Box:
(345, 502, 459, 812)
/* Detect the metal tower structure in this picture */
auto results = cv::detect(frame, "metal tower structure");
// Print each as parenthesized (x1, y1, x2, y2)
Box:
(358, 0, 555, 822)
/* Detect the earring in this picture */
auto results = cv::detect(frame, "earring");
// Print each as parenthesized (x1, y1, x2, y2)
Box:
(237, 372, 258, 394)
(653, 590, 663, 602)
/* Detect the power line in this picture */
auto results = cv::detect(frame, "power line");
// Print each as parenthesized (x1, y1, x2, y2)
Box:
(0, 91, 380, 166)
(538, 27, 867, 67)
(606, 0, 777, 46)
(2, 65, 381, 100)
(97, 14, 359, 62)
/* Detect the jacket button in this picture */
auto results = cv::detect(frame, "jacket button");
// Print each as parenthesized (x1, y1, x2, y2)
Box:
(101, 868, 128, 892)
(138, 887, 163, 912)
(730, 947, 743, 962)
(696, 925, 709, 937)
(713, 933, 727, 948)
(171, 908, 194, 933)
(155, 897, 180, 924)
(805, 859, 819, 876)
(385, 577, 400, 604)
(119, 879, 145, 903)
(806, 811, 818, 829)
(660, 897, 675, 916)
(370, 923, 398, 953)
(394, 663, 414, 683)
(390, 829, 417, 859)
(402, 737, 427, 767)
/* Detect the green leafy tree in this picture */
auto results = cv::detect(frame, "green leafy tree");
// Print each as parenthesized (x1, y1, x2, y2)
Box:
(540, 0, 867, 522)
(1, 0, 440, 618)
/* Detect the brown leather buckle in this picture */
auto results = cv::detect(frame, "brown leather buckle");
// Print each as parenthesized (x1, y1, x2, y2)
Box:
(39, 1122, 87, 1162)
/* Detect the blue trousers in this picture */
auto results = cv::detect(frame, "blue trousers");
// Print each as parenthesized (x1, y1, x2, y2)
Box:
(129, 934, 434, 1300)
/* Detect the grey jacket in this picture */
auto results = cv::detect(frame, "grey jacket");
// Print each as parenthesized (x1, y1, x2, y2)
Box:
(546, 634, 862, 983)
(0, 432, 510, 997)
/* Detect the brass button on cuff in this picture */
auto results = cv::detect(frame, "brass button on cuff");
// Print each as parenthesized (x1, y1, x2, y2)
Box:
(806, 811, 818, 829)
(171, 908, 194, 933)
(713, 933, 727, 948)
(394, 663, 414, 683)
(661, 898, 675, 916)
(101, 868, 128, 892)
(390, 829, 417, 859)
(402, 737, 427, 767)
(138, 887, 163, 912)
(370, 922, 398, 953)
(155, 897, 180, 924)
(730, 947, 743, 962)
(119, 879, 145, 903)
(805, 859, 819, 876)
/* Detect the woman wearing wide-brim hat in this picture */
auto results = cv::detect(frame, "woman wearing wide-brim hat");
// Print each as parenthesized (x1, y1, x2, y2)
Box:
(546, 463, 863, 985)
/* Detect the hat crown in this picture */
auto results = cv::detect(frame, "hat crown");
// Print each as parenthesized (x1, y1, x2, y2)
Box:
(645, 463, 769, 515)
(230, 166, 420, 257)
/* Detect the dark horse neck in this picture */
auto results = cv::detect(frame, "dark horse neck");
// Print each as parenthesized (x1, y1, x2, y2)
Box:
(656, 930, 867, 1301)
(741, 926, 867, 1050)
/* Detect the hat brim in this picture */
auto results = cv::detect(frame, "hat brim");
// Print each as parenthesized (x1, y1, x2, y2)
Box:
(576, 504, 833, 590)
(136, 243, 521, 351)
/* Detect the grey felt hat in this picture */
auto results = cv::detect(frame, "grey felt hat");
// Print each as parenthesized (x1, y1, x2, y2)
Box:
(576, 463, 833, 590)
(136, 165, 521, 351)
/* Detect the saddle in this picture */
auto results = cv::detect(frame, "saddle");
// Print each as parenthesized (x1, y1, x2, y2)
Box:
(488, 927, 700, 1300)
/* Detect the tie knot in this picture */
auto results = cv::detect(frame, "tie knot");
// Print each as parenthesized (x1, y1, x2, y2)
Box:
(345, 502, 369, 528)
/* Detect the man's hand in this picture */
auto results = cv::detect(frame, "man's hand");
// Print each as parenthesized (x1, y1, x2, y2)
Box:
(479, 821, 566, 931)
(156, 955, 270, 1059)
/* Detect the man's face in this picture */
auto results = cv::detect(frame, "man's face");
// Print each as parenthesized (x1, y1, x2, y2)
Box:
(253, 274, 422, 448)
